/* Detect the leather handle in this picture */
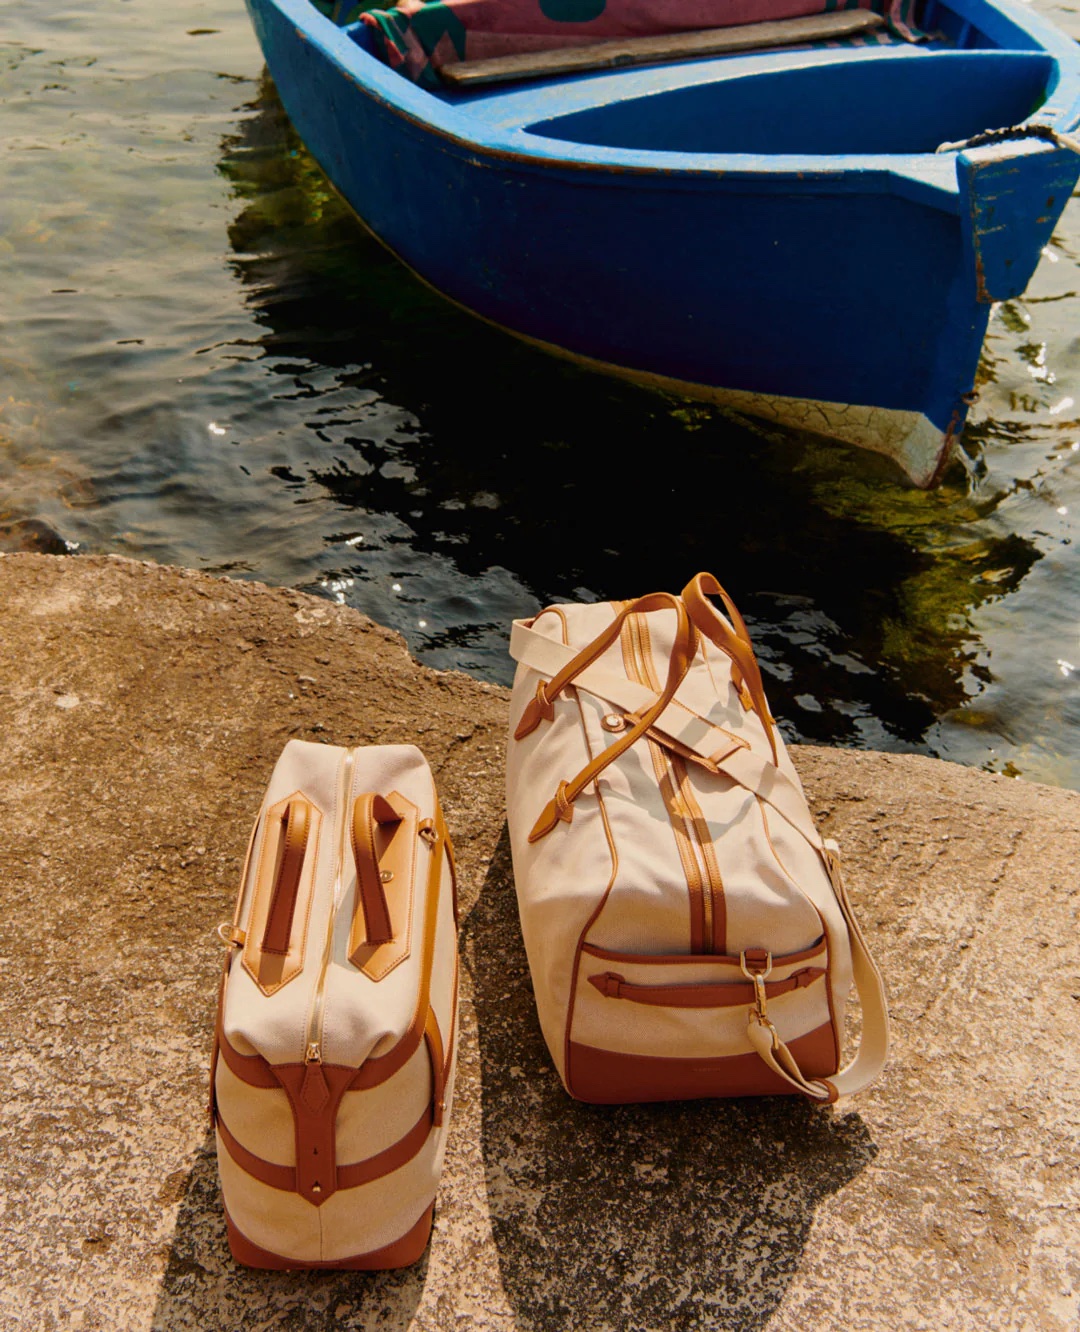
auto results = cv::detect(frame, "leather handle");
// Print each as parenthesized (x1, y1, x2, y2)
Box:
(349, 793, 401, 955)
(681, 572, 779, 764)
(260, 798, 313, 955)
(524, 593, 698, 842)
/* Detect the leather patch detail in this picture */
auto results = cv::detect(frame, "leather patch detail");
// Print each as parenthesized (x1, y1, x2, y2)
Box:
(566, 1023, 839, 1103)
(300, 1061, 330, 1114)
(242, 793, 322, 997)
(216, 1101, 437, 1197)
(273, 1063, 355, 1206)
(224, 1201, 434, 1271)
(350, 790, 419, 981)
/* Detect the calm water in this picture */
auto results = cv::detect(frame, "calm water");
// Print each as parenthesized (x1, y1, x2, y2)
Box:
(3, 0, 1080, 786)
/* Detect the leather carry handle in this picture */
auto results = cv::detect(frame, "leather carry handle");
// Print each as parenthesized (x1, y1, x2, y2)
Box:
(518, 592, 698, 842)
(588, 967, 825, 1008)
(680, 572, 779, 765)
(261, 798, 313, 955)
(349, 793, 401, 953)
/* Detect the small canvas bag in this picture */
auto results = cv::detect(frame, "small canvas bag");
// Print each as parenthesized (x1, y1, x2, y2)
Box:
(211, 740, 458, 1268)
(505, 574, 888, 1104)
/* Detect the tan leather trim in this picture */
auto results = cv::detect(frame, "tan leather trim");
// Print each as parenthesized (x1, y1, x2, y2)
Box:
(566, 1023, 839, 1103)
(580, 937, 827, 968)
(437, 806, 459, 925)
(216, 1029, 281, 1089)
(424, 1008, 446, 1128)
(350, 790, 418, 980)
(337, 1102, 434, 1190)
(633, 610, 726, 952)
(675, 758, 727, 954)
(350, 808, 450, 1090)
(681, 572, 779, 764)
(224, 1201, 434, 1271)
(518, 592, 699, 842)
(587, 966, 826, 1007)
(625, 610, 730, 952)
(262, 799, 313, 955)
(216, 1115, 296, 1192)
(349, 793, 398, 950)
(215, 1098, 436, 1198)
(273, 1061, 356, 1205)
(242, 793, 323, 997)
(562, 701, 621, 1098)
(621, 611, 707, 953)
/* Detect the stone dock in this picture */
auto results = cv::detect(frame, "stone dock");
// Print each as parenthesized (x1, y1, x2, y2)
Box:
(0, 553, 1077, 1332)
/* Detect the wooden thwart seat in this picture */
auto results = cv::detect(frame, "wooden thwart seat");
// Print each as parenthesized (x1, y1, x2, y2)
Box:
(440, 9, 887, 87)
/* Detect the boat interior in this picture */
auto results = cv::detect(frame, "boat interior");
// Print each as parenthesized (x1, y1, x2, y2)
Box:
(316, 0, 1070, 156)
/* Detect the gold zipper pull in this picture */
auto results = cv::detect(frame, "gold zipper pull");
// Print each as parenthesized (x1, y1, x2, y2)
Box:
(306, 1041, 322, 1064)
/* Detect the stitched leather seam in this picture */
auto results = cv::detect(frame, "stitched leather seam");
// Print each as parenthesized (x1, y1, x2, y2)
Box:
(628, 612, 709, 952)
(580, 937, 827, 968)
(561, 604, 621, 1097)
(216, 1100, 436, 1194)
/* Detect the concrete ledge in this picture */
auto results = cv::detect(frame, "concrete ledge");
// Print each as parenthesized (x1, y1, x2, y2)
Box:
(0, 554, 1077, 1331)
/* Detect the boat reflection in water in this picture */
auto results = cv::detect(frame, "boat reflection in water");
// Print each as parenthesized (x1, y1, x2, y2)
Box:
(214, 76, 1080, 786)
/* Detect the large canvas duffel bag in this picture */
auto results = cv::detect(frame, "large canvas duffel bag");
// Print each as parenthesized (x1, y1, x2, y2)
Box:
(505, 574, 888, 1104)
(211, 740, 458, 1268)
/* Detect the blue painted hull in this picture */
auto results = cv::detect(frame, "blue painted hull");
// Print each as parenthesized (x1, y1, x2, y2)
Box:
(243, 0, 1080, 483)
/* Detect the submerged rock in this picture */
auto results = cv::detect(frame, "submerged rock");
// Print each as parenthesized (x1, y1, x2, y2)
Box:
(0, 552, 1076, 1331)
(0, 517, 73, 555)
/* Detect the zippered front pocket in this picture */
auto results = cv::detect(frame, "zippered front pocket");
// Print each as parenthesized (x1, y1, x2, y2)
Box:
(571, 938, 833, 1061)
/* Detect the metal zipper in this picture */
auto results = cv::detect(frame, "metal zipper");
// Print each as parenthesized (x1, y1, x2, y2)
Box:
(304, 745, 357, 1064)
(623, 611, 724, 953)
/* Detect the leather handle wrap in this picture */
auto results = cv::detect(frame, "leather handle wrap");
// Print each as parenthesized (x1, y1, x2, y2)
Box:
(349, 793, 401, 952)
(260, 799, 313, 955)
(681, 572, 779, 765)
(523, 592, 698, 842)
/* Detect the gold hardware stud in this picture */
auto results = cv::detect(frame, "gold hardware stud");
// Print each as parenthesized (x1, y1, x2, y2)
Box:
(601, 713, 627, 732)
(380, 870, 393, 882)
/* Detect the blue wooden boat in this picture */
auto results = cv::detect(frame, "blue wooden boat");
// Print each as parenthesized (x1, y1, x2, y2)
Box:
(242, 0, 1080, 484)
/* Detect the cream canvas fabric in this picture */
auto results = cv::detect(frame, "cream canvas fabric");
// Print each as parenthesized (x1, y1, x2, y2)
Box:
(505, 575, 888, 1104)
(212, 740, 458, 1268)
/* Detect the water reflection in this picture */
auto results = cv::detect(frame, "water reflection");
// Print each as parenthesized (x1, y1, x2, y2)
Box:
(216, 76, 1058, 762)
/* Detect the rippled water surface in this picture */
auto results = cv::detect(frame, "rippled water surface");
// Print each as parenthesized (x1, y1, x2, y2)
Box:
(3, 0, 1080, 786)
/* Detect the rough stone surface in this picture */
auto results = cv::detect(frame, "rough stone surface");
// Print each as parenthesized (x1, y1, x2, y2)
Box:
(0, 553, 1077, 1332)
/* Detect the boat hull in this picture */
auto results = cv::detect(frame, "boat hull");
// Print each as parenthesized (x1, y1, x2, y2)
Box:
(243, 0, 1079, 484)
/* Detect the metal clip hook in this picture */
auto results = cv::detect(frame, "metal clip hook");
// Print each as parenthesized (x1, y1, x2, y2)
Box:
(741, 950, 773, 1027)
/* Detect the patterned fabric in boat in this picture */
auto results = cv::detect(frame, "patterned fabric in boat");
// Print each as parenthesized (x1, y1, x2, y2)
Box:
(328, 0, 922, 88)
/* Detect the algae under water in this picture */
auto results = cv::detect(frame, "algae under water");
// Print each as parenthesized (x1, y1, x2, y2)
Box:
(2, 0, 1080, 786)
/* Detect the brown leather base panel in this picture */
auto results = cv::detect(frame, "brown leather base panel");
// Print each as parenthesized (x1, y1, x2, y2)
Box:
(566, 1023, 839, 1103)
(224, 1201, 435, 1270)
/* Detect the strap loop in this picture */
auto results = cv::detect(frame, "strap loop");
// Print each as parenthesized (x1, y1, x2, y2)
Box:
(680, 572, 779, 764)
(524, 592, 698, 841)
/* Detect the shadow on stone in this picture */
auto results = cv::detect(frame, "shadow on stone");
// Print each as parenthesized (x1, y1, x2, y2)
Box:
(463, 826, 877, 1332)
(150, 1131, 428, 1331)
